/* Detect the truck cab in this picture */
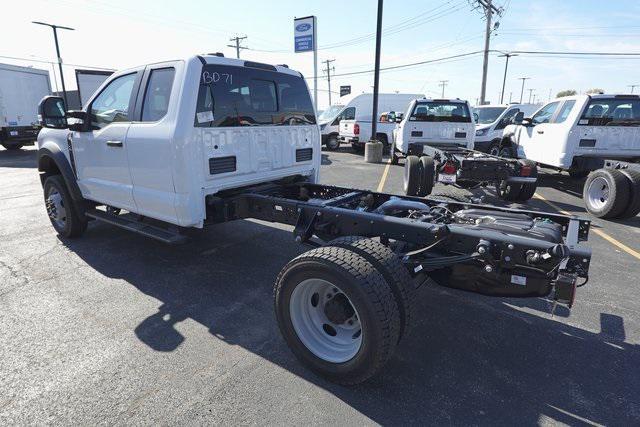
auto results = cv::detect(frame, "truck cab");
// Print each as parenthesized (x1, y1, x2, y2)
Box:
(472, 103, 539, 154)
(501, 94, 640, 177)
(393, 98, 474, 156)
(37, 55, 320, 230)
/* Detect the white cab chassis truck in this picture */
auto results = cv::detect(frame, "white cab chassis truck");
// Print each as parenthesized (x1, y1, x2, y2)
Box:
(498, 95, 640, 220)
(36, 55, 592, 385)
(394, 98, 539, 201)
(0, 63, 51, 150)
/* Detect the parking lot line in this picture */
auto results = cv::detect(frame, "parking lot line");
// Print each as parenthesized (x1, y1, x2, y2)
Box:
(376, 159, 392, 192)
(534, 193, 640, 261)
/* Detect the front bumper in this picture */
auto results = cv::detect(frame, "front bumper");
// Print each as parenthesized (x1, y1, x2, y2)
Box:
(1, 126, 40, 142)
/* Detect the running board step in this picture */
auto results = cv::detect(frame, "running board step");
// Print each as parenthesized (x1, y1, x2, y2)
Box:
(86, 209, 187, 244)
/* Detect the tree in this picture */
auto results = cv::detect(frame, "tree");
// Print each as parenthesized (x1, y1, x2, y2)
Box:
(556, 90, 578, 98)
(586, 88, 604, 94)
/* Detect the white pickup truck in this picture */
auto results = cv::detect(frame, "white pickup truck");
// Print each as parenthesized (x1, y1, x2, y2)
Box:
(35, 54, 592, 385)
(338, 111, 401, 151)
(500, 94, 640, 177)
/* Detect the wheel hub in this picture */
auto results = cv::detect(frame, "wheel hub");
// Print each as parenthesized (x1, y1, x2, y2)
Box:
(289, 279, 362, 363)
(45, 189, 66, 228)
(587, 176, 609, 210)
(324, 292, 356, 324)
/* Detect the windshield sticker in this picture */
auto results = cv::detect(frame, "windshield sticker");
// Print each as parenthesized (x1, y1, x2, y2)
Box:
(197, 111, 214, 123)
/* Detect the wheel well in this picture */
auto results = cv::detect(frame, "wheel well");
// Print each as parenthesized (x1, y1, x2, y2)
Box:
(499, 137, 513, 149)
(38, 155, 61, 185)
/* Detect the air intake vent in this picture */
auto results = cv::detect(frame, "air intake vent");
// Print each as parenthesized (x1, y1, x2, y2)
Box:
(296, 148, 313, 162)
(209, 156, 236, 174)
(455, 132, 467, 138)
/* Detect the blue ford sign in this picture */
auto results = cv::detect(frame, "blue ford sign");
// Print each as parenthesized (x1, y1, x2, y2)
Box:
(294, 16, 315, 53)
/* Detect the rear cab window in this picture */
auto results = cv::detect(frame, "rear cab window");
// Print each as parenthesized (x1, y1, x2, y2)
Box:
(409, 101, 471, 123)
(578, 97, 640, 126)
(195, 64, 316, 127)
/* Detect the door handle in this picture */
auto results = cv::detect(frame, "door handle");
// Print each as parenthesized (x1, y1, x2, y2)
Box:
(106, 140, 123, 147)
(536, 130, 544, 134)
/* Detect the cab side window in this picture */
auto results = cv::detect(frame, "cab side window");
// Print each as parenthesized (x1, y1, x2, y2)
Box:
(553, 100, 576, 124)
(531, 101, 559, 125)
(141, 68, 175, 122)
(90, 73, 137, 129)
(343, 107, 356, 120)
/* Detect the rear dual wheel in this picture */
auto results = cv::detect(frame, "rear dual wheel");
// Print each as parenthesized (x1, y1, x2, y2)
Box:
(583, 168, 640, 219)
(404, 155, 435, 197)
(275, 241, 411, 385)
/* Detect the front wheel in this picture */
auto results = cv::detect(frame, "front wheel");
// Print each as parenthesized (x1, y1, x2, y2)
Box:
(274, 246, 400, 385)
(44, 175, 87, 238)
(488, 142, 501, 156)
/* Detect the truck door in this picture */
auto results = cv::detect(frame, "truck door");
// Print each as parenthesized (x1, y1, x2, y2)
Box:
(72, 71, 141, 211)
(125, 63, 179, 223)
(517, 101, 559, 161)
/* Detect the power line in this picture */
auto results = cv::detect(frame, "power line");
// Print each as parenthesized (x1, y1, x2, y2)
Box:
(227, 35, 248, 59)
(0, 54, 115, 71)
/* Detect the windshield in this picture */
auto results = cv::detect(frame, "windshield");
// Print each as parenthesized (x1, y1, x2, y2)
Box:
(318, 105, 344, 122)
(410, 101, 472, 123)
(473, 107, 506, 124)
(580, 97, 640, 126)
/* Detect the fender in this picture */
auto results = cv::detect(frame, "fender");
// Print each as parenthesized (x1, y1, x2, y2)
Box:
(38, 140, 85, 203)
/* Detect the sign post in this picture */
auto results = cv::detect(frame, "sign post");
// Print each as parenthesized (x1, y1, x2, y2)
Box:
(294, 16, 318, 110)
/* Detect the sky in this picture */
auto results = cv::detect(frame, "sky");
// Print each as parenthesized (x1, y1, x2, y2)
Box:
(3, 0, 640, 110)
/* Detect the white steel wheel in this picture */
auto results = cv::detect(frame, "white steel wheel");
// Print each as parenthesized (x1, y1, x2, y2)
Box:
(289, 278, 362, 363)
(586, 176, 610, 210)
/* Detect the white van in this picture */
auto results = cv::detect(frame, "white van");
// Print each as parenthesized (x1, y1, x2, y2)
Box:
(472, 104, 539, 154)
(318, 93, 421, 150)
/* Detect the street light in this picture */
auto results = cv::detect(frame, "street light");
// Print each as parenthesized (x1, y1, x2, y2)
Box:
(518, 77, 530, 104)
(32, 21, 75, 108)
(498, 52, 517, 104)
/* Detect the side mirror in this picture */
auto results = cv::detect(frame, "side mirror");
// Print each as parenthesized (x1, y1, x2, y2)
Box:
(395, 116, 403, 123)
(513, 111, 525, 124)
(38, 96, 67, 129)
(66, 110, 90, 131)
(473, 112, 479, 122)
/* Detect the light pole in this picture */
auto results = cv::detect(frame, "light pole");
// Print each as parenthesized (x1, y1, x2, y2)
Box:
(370, 0, 383, 142)
(528, 88, 535, 104)
(439, 80, 449, 98)
(628, 84, 639, 94)
(33, 21, 74, 108)
(498, 53, 517, 104)
(518, 77, 530, 103)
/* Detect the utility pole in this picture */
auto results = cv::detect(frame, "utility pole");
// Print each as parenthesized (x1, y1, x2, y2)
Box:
(509, 91, 512, 103)
(322, 59, 336, 105)
(438, 80, 449, 98)
(498, 53, 517, 104)
(518, 77, 530, 103)
(628, 84, 639, 94)
(476, 0, 502, 105)
(528, 88, 535, 104)
(370, 0, 383, 142)
(32, 21, 74, 108)
(548, 88, 552, 101)
(227, 35, 248, 59)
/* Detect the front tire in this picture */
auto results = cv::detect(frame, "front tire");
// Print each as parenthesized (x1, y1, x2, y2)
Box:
(44, 175, 87, 238)
(488, 141, 501, 156)
(274, 246, 400, 385)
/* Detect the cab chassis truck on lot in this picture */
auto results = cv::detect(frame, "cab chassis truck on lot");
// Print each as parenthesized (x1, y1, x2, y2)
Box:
(402, 143, 539, 202)
(35, 55, 592, 385)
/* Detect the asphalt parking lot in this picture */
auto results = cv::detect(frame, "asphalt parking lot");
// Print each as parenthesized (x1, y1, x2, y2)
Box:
(1, 144, 639, 425)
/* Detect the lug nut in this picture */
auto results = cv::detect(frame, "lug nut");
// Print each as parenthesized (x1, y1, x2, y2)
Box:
(484, 265, 493, 273)
(478, 246, 486, 254)
(508, 244, 514, 250)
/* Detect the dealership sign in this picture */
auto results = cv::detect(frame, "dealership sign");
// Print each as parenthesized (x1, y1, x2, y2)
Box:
(340, 85, 351, 97)
(294, 16, 316, 53)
